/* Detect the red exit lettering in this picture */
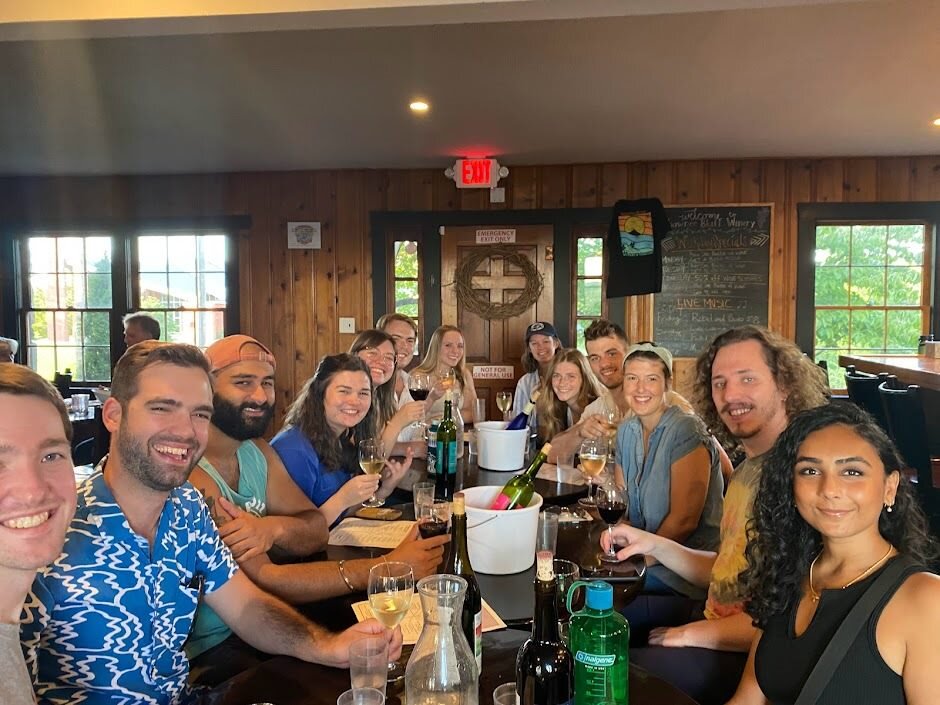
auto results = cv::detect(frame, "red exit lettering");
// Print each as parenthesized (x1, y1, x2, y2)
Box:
(457, 159, 493, 187)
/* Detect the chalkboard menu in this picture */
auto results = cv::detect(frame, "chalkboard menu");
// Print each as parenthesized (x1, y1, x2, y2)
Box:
(654, 205, 772, 357)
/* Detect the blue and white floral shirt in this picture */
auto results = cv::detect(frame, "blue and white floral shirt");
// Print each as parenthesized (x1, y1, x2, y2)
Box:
(20, 470, 238, 705)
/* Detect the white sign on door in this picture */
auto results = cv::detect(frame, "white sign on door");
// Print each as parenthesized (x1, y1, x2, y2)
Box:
(475, 229, 516, 244)
(472, 365, 516, 380)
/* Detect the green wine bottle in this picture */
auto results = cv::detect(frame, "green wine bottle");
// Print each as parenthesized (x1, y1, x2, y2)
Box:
(435, 391, 458, 499)
(488, 442, 552, 510)
(443, 492, 483, 674)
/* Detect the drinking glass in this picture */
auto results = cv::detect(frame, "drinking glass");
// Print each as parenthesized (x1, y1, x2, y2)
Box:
(349, 636, 389, 697)
(407, 372, 432, 433)
(359, 438, 386, 508)
(556, 451, 575, 484)
(496, 390, 513, 421)
(596, 478, 627, 563)
(536, 508, 559, 555)
(413, 481, 435, 514)
(416, 499, 450, 539)
(577, 437, 608, 507)
(368, 561, 414, 679)
(439, 366, 456, 392)
(553, 559, 581, 645)
(337, 687, 385, 705)
(473, 398, 487, 424)
(493, 683, 517, 705)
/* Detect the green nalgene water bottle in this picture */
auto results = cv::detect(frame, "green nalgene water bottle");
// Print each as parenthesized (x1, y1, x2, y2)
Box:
(566, 580, 630, 705)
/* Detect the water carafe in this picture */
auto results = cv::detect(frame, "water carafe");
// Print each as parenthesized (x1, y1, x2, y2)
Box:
(405, 574, 479, 705)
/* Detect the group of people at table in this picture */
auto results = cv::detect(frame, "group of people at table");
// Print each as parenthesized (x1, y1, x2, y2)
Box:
(1, 310, 938, 705)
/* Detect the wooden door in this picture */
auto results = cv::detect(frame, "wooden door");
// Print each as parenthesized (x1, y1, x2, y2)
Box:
(441, 225, 554, 421)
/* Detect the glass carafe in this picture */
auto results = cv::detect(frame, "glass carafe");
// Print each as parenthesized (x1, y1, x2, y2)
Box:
(405, 574, 479, 705)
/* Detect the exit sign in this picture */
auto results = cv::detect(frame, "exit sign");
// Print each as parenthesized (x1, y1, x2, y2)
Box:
(449, 158, 506, 189)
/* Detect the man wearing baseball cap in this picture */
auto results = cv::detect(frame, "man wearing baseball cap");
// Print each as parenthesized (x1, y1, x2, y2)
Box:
(511, 321, 562, 428)
(187, 335, 448, 684)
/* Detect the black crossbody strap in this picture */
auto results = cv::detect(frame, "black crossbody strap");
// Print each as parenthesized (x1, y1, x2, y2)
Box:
(794, 555, 914, 705)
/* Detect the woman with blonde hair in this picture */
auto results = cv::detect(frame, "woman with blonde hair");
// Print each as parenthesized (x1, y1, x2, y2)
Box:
(534, 348, 608, 461)
(411, 324, 478, 421)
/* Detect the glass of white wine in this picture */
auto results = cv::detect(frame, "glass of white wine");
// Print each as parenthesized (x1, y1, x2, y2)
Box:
(439, 366, 456, 392)
(368, 561, 414, 679)
(496, 390, 513, 421)
(577, 437, 608, 508)
(359, 438, 386, 508)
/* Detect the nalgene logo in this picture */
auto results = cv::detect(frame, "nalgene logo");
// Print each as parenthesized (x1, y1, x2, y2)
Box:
(575, 651, 615, 667)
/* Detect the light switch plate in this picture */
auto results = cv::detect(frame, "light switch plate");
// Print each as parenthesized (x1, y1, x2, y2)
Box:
(490, 187, 506, 203)
(339, 317, 356, 333)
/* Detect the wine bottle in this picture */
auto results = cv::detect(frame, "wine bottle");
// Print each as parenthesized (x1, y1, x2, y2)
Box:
(435, 392, 458, 500)
(516, 551, 574, 705)
(506, 390, 541, 430)
(488, 442, 552, 510)
(443, 492, 483, 674)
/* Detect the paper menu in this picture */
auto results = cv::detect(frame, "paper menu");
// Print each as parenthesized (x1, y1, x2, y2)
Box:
(351, 597, 506, 645)
(328, 519, 415, 549)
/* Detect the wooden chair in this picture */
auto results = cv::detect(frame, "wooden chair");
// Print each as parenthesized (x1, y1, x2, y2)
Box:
(844, 365, 890, 433)
(878, 378, 940, 539)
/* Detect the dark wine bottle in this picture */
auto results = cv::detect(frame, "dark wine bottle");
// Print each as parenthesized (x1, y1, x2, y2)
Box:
(489, 442, 552, 510)
(506, 390, 541, 430)
(443, 492, 483, 674)
(435, 391, 458, 500)
(516, 550, 574, 705)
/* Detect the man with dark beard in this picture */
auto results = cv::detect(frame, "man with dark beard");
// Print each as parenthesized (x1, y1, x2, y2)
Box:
(19, 341, 401, 704)
(187, 336, 449, 684)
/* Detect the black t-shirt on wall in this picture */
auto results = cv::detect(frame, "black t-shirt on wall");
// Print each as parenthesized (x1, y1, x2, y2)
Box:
(606, 198, 671, 298)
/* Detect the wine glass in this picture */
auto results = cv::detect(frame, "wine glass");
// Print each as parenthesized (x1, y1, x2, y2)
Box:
(416, 499, 451, 539)
(496, 390, 513, 421)
(577, 437, 608, 508)
(368, 561, 414, 679)
(596, 478, 627, 563)
(439, 366, 456, 392)
(603, 404, 622, 461)
(407, 372, 432, 431)
(359, 438, 386, 508)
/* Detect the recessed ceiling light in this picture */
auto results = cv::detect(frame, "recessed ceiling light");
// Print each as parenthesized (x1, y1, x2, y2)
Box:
(410, 100, 429, 113)
(933, 117, 940, 126)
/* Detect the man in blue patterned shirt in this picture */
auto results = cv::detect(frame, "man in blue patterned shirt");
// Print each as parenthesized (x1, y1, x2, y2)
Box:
(20, 341, 401, 705)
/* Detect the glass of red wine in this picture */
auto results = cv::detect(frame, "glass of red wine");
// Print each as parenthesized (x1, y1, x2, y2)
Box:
(416, 499, 450, 539)
(596, 478, 627, 563)
(407, 371, 432, 433)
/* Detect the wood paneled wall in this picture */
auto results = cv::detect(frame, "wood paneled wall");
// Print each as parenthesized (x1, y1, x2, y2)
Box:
(2, 155, 939, 423)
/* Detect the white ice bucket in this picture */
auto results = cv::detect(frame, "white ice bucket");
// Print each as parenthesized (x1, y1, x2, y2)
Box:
(474, 421, 527, 471)
(461, 485, 543, 575)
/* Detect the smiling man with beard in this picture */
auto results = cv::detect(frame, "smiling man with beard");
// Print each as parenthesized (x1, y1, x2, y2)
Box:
(186, 336, 448, 685)
(20, 341, 400, 705)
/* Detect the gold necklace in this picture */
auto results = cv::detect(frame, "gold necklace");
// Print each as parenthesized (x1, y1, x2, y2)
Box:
(807, 545, 894, 603)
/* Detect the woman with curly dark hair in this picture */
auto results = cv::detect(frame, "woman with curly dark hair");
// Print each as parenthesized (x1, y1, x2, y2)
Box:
(271, 354, 411, 526)
(728, 402, 940, 705)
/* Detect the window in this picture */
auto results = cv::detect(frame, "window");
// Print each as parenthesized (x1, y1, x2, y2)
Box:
(812, 223, 929, 389)
(136, 234, 227, 347)
(25, 235, 113, 382)
(574, 233, 606, 353)
(392, 239, 420, 320)
(17, 227, 238, 383)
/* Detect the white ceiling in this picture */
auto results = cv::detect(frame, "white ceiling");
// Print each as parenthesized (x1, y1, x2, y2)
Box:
(0, 0, 937, 175)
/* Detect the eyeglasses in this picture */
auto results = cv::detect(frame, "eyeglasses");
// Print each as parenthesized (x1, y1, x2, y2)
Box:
(360, 348, 396, 366)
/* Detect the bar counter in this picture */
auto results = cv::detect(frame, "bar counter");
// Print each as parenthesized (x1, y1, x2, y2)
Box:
(838, 354, 940, 391)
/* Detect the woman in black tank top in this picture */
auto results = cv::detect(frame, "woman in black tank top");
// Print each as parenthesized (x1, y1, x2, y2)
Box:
(725, 403, 940, 705)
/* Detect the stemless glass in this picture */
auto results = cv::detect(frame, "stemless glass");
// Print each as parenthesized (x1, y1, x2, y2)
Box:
(416, 499, 450, 539)
(368, 561, 415, 680)
(596, 478, 627, 563)
(577, 437, 608, 507)
(496, 390, 513, 421)
(359, 438, 387, 508)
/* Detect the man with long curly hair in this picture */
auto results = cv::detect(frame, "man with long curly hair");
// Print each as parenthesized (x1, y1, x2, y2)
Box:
(603, 325, 829, 705)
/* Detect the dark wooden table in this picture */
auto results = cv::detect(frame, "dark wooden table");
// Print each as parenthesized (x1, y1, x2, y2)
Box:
(838, 353, 940, 391)
(209, 628, 698, 705)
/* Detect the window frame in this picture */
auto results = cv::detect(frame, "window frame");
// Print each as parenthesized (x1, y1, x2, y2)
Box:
(796, 202, 940, 381)
(572, 228, 610, 353)
(3, 217, 245, 383)
(384, 228, 425, 348)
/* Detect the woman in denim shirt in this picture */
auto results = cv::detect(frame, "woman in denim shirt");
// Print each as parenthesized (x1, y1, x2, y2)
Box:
(614, 342, 724, 598)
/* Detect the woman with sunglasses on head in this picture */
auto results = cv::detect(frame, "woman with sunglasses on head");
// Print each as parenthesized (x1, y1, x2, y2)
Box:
(410, 324, 479, 421)
(271, 354, 412, 526)
(533, 348, 610, 463)
(611, 342, 724, 599)
(727, 403, 940, 705)
(349, 329, 427, 458)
